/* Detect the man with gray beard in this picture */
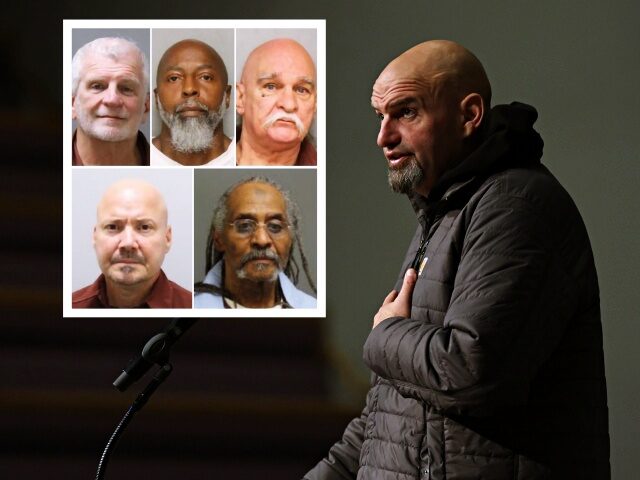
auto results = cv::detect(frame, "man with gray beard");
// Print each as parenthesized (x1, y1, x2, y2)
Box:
(194, 177, 316, 309)
(152, 39, 234, 166)
(305, 40, 609, 480)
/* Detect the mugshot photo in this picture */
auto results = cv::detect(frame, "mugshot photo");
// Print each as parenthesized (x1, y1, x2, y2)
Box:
(72, 168, 193, 309)
(235, 28, 318, 166)
(194, 169, 317, 309)
(151, 28, 235, 167)
(71, 28, 151, 166)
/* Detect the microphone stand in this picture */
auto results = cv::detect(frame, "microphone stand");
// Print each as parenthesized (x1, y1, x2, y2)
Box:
(95, 318, 198, 480)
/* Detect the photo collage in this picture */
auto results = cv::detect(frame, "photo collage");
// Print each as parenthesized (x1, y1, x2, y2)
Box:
(63, 20, 326, 317)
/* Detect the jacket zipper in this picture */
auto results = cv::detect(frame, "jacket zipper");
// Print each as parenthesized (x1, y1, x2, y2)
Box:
(411, 208, 439, 274)
(411, 232, 429, 274)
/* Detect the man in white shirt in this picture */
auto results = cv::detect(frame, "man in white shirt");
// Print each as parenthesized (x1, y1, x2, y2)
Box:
(152, 39, 234, 166)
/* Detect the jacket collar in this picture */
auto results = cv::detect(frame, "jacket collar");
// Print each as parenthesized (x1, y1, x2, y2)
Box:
(408, 102, 544, 219)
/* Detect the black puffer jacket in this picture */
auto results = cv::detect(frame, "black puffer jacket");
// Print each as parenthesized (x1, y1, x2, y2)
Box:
(305, 103, 610, 479)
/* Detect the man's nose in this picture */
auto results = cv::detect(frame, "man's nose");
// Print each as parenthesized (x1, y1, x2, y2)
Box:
(118, 227, 138, 250)
(250, 224, 273, 248)
(377, 117, 400, 149)
(182, 76, 198, 97)
(102, 84, 124, 107)
(277, 87, 297, 112)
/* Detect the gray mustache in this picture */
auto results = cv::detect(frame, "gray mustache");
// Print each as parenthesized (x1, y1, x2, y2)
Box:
(175, 99, 209, 113)
(239, 248, 280, 267)
(262, 112, 305, 135)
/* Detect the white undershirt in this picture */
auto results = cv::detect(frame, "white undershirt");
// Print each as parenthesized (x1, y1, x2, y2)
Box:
(150, 139, 236, 167)
(223, 297, 284, 309)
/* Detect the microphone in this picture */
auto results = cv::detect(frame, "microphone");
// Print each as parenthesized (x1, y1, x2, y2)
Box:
(113, 318, 198, 392)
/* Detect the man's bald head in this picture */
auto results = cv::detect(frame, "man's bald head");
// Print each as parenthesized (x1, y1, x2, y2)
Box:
(157, 39, 228, 86)
(372, 40, 490, 196)
(97, 178, 168, 226)
(375, 39, 491, 109)
(240, 38, 315, 85)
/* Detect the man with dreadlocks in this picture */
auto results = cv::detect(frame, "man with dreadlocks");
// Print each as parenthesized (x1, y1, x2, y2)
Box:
(194, 176, 316, 309)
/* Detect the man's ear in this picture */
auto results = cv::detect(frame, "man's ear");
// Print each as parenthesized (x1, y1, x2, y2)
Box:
(144, 92, 151, 115)
(225, 85, 232, 109)
(213, 230, 225, 252)
(165, 225, 173, 252)
(236, 82, 245, 115)
(460, 93, 484, 138)
(72, 95, 77, 120)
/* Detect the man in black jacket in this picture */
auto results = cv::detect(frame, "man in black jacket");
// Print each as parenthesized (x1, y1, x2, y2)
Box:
(305, 40, 609, 480)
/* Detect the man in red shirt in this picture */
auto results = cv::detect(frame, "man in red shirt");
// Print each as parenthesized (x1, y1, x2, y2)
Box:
(73, 178, 191, 308)
(236, 38, 317, 166)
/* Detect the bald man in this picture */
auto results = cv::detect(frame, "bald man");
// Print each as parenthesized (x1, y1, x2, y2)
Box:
(73, 179, 192, 308)
(152, 39, 233, 166)
(305, 41, 609, 479)
(236, 38, 317, 166)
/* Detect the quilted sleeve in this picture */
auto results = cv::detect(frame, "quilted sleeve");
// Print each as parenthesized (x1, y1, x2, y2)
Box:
(364, 189, 572, 416)
(303, 390, 372, 479)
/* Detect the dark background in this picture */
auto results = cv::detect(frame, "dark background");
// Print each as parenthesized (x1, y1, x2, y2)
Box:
(2, 1, 638, 478)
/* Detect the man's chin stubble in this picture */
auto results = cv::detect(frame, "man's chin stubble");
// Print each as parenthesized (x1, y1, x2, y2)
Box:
(109, 275, 144, 287)
(84, 124, 135, 142)
(236, 265, 279, 283)
(107, 264, 146, 284)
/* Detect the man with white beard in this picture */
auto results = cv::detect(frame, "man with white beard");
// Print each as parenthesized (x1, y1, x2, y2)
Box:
(236, 38, 317, 166)
(71, 37, 150, 166)
(152, 39, 234, 167)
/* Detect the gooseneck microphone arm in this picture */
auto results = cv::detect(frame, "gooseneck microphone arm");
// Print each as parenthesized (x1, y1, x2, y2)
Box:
(96, 318, 198, 480)
(113, 318, 198, 392)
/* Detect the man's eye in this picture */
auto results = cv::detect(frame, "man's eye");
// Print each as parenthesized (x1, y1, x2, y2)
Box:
(295, 85, 310, 95)
(120, 86, 135, 95)
(90, 83, 105, 91)
(139, 224, 152, 232)
(105, 224, 119, 232)
(266, 221, 285, 234)
(375, 112, 384, 121)
(401, 108, 416, 119)
(264, 83, 277, 91)
(234, 220, 255, 234)
(201, 74, 213, 81)
(167, 75, 180, 82)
